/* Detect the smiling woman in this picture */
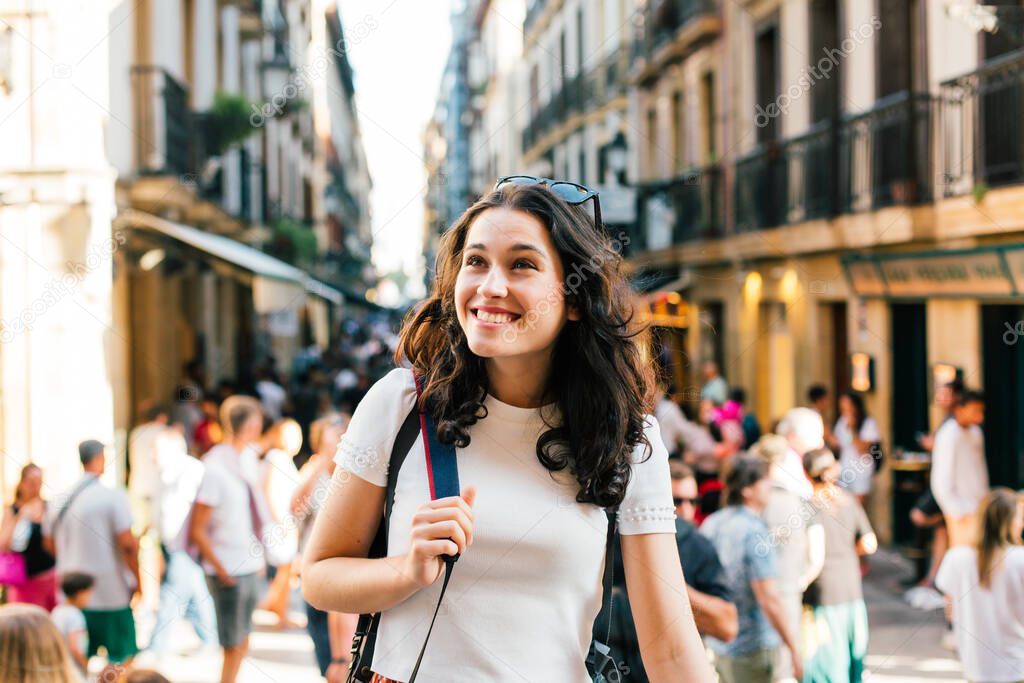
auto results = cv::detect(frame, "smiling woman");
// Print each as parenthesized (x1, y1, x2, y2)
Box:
(301, 181, 715, 683)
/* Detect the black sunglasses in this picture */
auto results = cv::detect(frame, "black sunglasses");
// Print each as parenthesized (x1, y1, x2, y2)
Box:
(673, 496, 697, 506)
(495, 175, 602, 227)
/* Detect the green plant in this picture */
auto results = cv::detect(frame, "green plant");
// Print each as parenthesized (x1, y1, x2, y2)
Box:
(268, 217, 319, 266)
(205, 91, 258, 155)
(972, 181, 989, 204)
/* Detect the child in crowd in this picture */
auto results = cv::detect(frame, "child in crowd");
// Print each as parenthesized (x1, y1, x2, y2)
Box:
(51, 572, 94, 677)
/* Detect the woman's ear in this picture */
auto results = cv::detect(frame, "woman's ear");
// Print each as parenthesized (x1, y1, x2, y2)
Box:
(567, 298, 582, 321)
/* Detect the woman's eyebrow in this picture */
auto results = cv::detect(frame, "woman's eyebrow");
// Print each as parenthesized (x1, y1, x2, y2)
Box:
(465, 242, 548, 261)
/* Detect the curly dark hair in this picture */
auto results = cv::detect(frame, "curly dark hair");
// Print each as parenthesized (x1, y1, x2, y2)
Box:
(396, 183, 655, 507)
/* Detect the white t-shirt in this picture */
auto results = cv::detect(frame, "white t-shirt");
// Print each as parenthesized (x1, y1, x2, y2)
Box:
(833, 416, 879, 496)
(195, 444, 265, 576)
(935, 546, 1024, 682)
(655, 397, 688, 455)
(51, 603, 87, 645)
(930, 419, 989, 518)
(256, 380, 288, 420)
(335, 368, 675, 683)
(44, 475, 135, 609)
(260, 449, 301, 566)
(156, 430, 205, 546)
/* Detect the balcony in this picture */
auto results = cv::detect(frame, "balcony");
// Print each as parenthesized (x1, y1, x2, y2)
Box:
(633, 0, 720, 87)
(939, 47, 1024, 197)
(522, 47, 629, 155)
(636, 164, 724, 251)
(735, 92, 934, 232)
(131, 66, 194, 178)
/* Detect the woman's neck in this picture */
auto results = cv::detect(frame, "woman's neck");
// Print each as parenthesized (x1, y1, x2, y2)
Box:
(485, 355, 552, 408)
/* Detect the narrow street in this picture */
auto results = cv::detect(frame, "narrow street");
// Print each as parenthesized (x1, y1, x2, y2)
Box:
(127, 548, 964, 682)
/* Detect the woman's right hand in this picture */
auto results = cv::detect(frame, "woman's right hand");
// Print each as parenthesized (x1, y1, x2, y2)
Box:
(402, 487, 476, 588)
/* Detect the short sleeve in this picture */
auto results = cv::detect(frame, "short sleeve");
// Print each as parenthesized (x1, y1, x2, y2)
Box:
(745, 525, 777, 581)
(617, 415, 676, 535)
(335, 368, 418, 488)
(111, 489, 133, 535)
(195, 466, 224, 508)
(860, 417, 880, 443)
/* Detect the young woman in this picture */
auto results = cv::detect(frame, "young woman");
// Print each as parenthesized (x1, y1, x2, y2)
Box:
(828, 392, 879, 505)
(0, 464, 57, 611)
(935, 488, 1024, 683)
(801, 448, 878, 683)
(257, 418, 304, 627)
(302, 179, 713, 682)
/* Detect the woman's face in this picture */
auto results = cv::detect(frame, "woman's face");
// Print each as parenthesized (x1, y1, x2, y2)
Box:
(20, 469, 42, 500)
(454, 208, 579, 363)
(838, 395, 853, 419)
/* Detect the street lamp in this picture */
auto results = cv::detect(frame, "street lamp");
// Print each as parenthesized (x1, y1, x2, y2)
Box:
(605, 131, 628, 186)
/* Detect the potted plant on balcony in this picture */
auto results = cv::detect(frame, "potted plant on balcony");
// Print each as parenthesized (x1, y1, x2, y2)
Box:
(202, 91, 259, 156)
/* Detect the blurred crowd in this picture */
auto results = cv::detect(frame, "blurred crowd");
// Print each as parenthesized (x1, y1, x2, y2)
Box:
(0, 313, 400, 683)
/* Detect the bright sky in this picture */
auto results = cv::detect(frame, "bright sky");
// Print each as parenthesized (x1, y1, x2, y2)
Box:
(337, 1, 453, 300)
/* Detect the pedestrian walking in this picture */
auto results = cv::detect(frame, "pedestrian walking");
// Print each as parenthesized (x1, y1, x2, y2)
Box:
(189, 395, 269, 683)
(294, 413, 356, 681)
(750, 435, 824, 683)
(936, 487, 1024, 682)
(775, 408, 821, 501)
(43, 440, 140, 665)
(701, 360, 729, 406)
(0, 603, 79, 683)
(146, 426, 217, 660)
(801, 448, 878, 683)
(827, 392, 879, 505)
(655, 379, 688, 459)
(127, 404, 169, 534)
(0, 463, 57, 610)
(302, 179, 713, 682)
(701, 454, 804, 683)
(806, 385, 834, 447)
(257, 418, 303, 628)
(930, 390, 988, 547)
(51, 571, 93, 677)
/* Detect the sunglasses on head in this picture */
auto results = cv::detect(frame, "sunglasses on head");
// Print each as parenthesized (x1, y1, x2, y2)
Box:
(494, 175, 602, 227)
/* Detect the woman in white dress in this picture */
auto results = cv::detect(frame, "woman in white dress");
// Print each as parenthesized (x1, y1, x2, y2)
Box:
(829, 391, 879, 505)
(301, 178, 713, 682)
(257, 418, 303, 627)
(936, 488, 1024, 683)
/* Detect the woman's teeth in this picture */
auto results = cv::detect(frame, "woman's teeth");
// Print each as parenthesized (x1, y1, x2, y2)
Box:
(475, 310, 516, 324)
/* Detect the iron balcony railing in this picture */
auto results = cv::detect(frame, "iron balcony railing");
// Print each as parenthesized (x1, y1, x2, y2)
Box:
(636, 163, 724, 250)
(939, 47, 1024, 197)
(633, 0, 718, 60)
(735, 91, 934, 232)
(131, 65, 193, 178)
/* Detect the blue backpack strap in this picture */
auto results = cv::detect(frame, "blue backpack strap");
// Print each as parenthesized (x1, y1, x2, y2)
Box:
(403, 373, 461, 682)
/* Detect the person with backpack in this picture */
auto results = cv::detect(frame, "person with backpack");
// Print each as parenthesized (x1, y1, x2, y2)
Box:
(302, 178, 714, 682)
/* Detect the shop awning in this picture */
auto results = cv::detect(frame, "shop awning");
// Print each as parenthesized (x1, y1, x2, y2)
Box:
(118, 209, 344, 309)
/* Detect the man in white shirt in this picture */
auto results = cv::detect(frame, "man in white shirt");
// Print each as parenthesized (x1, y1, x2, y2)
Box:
(127, 404, 169, 532)
(930, 390, 988, 547)
(774, 408, 821, 501)
(43, 440, 140, 664)
(190, 395, 269, 683)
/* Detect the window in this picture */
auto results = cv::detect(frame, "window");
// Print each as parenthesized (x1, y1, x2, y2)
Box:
(702, 72, 717, 161)
(755, 23, 780, 143)
(672, 91, 685, 173)
(647, 107, 659, 179)
(530, 64, 539, 113)
(576, 8, 585, 74)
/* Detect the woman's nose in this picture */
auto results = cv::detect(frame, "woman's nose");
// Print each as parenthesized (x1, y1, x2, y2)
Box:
(478, 266, 508, 298)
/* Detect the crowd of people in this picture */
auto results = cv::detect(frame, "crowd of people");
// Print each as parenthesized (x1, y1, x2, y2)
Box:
(1, 313, 1021, 683)
(640, 367, 1023, 683)
(0, 315, 400, 682)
